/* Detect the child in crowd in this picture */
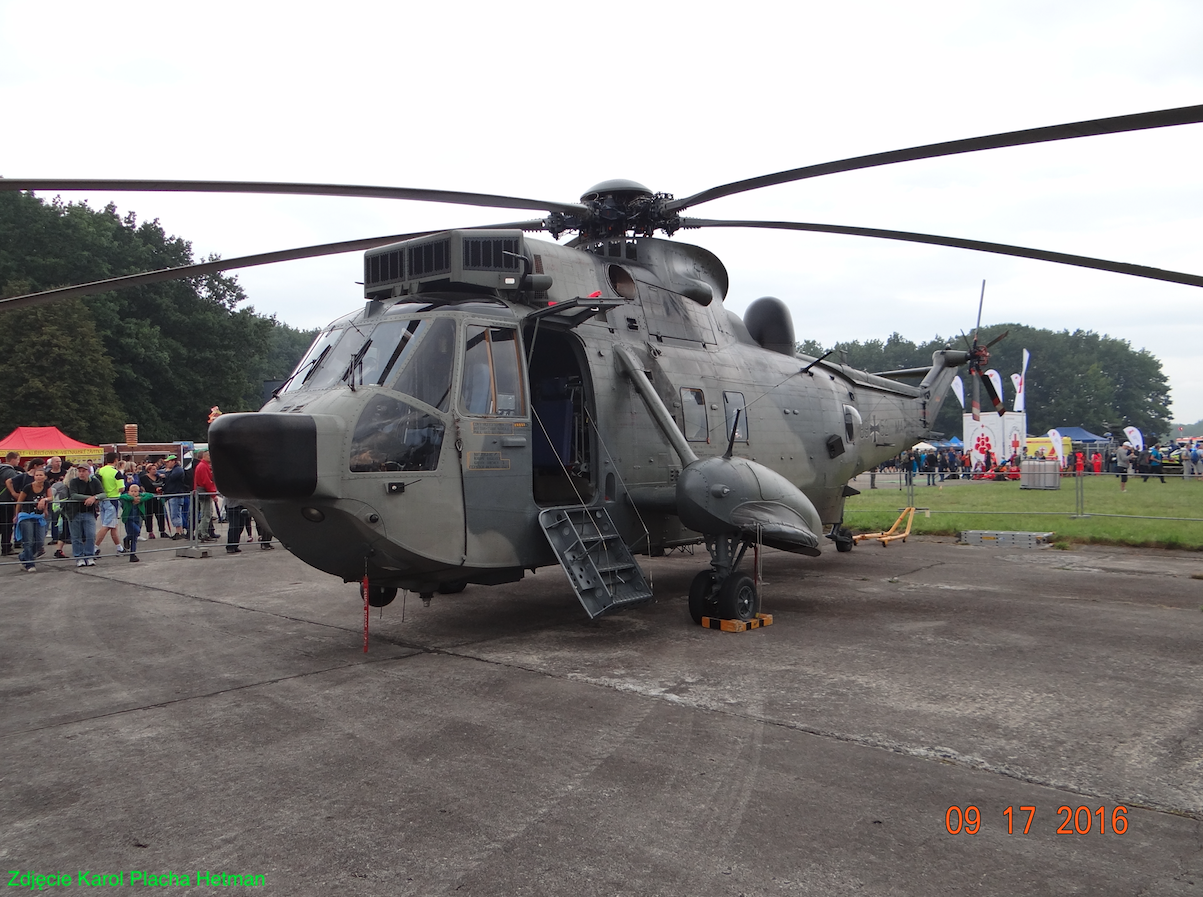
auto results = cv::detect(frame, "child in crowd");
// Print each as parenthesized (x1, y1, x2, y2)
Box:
(118, 483, 151, 563)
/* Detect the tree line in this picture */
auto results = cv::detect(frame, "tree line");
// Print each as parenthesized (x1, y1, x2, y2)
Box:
(798, 326, 1171, 441)
(0, 190, 1173, 447)
(0, 191, 316, 445)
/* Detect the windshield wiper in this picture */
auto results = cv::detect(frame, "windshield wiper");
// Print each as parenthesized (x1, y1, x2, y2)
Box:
(301, 344, 333, 385)
(273, 343, 331, 396)
(342, 339, 372, 391)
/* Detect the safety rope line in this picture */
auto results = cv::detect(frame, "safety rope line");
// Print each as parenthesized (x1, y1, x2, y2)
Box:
(585, 406, 653, 555)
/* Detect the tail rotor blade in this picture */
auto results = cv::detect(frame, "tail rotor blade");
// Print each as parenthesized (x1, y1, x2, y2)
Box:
(975, 280, 986, 340)
(986, 329, 1009, 349)
(980, 371, 1006, 415)
(971, 372, 982, 421)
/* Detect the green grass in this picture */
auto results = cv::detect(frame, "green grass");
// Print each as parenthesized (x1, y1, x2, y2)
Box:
(844, 472, 1203, 550)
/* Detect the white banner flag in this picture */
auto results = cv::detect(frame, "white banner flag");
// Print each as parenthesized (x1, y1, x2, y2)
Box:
(985, 369, 1004, 408)
(1123, 426, 1144, 452)
(1047, 429, 1065, 465)
(1012, 349, 1030, 412)
(951, 376, 965, 408)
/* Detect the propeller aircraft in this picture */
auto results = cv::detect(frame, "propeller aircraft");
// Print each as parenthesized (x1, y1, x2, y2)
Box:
(4, 104, 1203, 625)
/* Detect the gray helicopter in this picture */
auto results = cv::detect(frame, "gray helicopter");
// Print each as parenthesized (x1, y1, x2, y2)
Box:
(5, 104, 1203, 623)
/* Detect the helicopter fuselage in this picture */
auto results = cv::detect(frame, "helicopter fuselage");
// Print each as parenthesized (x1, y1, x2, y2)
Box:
(210, 230, 964, 597)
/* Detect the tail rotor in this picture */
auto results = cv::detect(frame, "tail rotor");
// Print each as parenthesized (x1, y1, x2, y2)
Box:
(962, 281, 1008, 420)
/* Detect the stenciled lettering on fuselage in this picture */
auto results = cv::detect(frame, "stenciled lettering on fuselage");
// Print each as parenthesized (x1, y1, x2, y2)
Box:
(467, 452, 510, 470)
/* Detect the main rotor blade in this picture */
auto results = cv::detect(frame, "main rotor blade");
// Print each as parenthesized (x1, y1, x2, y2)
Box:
(0, 179, 585, 216)
(667, 104, 1203, 211)
(681, 218, 1203, 289)
(0, 219, 549, 312)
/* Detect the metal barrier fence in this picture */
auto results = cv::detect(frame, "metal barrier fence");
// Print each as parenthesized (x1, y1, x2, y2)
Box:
(850, 467, 1203, 525)
(0, 490, 271, 569)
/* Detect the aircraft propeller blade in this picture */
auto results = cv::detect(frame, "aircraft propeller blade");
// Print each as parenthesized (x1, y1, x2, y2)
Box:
(679, 218, 1203, 289)
(0, 219, 549, 311)
(0, 179, 585, 216)
(667, 104, 1203, 211)
(971, 369, 982, 422)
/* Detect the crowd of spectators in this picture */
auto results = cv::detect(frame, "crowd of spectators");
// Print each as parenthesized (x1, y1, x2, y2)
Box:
(0, 449, 271, 572)
(870, 441, 1203, 489)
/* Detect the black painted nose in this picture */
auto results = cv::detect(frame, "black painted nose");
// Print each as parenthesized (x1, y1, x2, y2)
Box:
(209, 413, 318, 500)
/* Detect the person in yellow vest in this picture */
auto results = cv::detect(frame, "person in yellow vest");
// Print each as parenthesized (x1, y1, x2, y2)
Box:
(93, 452, 126, 556)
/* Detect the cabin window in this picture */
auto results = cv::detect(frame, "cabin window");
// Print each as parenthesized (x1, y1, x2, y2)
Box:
(680, 388, 709, 442)
(461, 325, 526, 416)
(607, 265, 637, 300)
(723, 391, 748, 443)
(349, 395, 444, 472)
(843, 404, 861, 443)
(387, 317, 455, 412)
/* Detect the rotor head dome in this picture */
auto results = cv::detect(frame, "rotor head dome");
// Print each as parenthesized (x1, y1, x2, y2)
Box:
(580, 179, 653, 204)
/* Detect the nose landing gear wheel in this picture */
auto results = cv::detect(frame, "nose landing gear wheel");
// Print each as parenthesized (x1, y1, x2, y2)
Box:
(717, 572, 760, 622)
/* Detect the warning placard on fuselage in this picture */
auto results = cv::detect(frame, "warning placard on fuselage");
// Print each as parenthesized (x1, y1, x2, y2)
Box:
(471, 421, 526, 435)
(468, 452, 510, 470)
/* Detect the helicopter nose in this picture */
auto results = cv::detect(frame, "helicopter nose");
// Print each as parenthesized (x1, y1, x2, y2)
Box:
(209, 412, 319, 500)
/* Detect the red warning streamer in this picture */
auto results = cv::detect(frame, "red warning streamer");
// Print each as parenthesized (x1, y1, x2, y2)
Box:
(362, 574, 370, 653)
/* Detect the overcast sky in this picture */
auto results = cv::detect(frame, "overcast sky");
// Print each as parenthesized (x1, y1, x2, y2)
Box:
(3, 1, 1202, 424)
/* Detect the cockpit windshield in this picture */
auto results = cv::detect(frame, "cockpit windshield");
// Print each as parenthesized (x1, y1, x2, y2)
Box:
(277, 327, 345, 395)
(278, 303, 454, 400)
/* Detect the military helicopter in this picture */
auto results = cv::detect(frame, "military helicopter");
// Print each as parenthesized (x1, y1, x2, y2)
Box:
(5, 104, 1203, 624)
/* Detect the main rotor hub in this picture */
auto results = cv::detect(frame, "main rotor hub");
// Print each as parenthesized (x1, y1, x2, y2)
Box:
(546, 179, 680, 240)
(579, 179, 654, 205)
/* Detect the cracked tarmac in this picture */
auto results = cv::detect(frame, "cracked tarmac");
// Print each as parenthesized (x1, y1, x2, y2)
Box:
(2, 535, 1202, 894)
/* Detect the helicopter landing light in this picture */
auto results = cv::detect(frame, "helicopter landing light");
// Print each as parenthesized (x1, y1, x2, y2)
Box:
(300, 507, 325, 523)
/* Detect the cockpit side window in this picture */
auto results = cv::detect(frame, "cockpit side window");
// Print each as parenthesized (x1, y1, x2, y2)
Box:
(349, 395, 444, 472)
(461, 325, 525, 416)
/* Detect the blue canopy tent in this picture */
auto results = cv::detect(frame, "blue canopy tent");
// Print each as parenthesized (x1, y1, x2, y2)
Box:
(1055, 427, 1109, 443)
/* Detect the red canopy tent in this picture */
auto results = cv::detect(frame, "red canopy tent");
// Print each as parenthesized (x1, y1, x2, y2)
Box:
(0, 426, 104, 461)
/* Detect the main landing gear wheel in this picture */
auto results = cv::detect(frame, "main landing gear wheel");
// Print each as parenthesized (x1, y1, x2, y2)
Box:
(688, 570, 718, 625)
(717, 572, 760, 622)
(834, 526, 855, 553)
(363, 583, 398, 607)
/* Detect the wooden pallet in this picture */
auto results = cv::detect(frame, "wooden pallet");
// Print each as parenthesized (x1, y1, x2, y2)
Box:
(700, 613, 774, 632)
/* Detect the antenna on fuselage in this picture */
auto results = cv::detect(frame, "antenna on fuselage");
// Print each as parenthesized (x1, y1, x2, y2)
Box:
(724, 409, 742, 459)
(801, 350, 835, 376)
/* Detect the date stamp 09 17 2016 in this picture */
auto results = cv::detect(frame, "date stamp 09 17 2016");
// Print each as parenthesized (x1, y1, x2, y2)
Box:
(945, 805, 1129, 836)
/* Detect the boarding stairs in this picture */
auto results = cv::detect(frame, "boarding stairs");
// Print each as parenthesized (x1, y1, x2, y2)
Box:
(538, 504, 652, 618)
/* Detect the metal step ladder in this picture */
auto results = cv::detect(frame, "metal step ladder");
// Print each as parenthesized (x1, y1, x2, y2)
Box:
(538, 505, 653, 618)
